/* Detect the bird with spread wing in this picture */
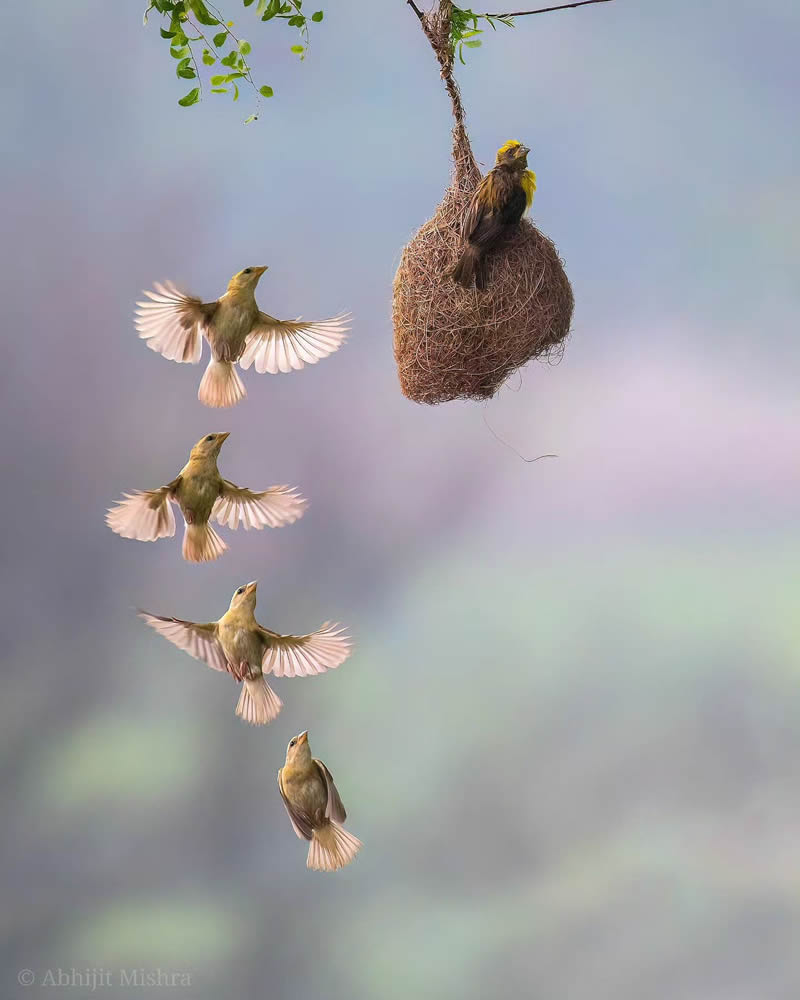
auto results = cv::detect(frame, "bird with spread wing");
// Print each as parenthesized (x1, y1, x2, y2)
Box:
(135, 266, 350, 407)
(106, 431, 306, 563)
(278, 730, 362, 871)
(139, 582, 352, 726)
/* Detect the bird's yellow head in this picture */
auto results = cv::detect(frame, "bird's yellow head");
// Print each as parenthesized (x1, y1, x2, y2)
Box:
(228, 580, 258, 613)
(285, 730, 311, 767)
(189, 431, 230, 461)
(495, 140, 530, 169)
(496, 140, 536, 209)
(226, 265, 268, 295)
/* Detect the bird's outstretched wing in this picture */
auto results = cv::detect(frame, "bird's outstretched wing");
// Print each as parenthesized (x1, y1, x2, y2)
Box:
(277, 769, 314, 840)
(135, 281, 216, 363)
(106, 481, 179, 541)
(314, 758, 347, 823)
(259, 623, 352, 678)
(138, 612, 230, 673)
(238, 311, 350, 374)
(212, 481, 308, 531)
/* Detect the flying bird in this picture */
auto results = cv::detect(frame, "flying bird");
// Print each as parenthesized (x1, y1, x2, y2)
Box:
(106, 432, 306, 563)
(135, 266, 350, 407)
(278, 730, 362, 871)
(452, 140, 537, 289)
(139, 583, 351, 726)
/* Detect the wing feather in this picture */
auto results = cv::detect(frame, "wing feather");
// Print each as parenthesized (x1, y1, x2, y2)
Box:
(138, 612, 230, 674)
(106, 482, 177, 541)
(278, 769, 314, 840)
(238, 312, 350, 375)
(259, 623, 352, 678)
(212, 482, 308, 531)
(314, 759, 347, 823)
(134, 280, 212, 364)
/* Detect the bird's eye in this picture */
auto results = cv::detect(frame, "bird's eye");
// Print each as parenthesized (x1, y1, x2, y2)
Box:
(289, 738, 297, 747)
(236, 587, 244, 595)
(205, 434, 215, 441)
(243, 268, 252, 274)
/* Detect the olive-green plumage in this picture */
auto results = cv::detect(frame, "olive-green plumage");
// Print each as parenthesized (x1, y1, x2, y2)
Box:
(139, 582, 352, 726)
(106, 431, 307, 563)
(278, 731, 362, 871)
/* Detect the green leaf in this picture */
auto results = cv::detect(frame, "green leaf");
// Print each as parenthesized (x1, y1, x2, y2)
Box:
(290, 44, 304, 53)
(238, 40, 252, 54)
(311, 9, 323, 21)
(259, 84, 274, 97)
(160, 26, 177, 38)
(244, 0, 256, 5)
(213, 30, 228, 45)
(288, 14, 304, 26)
(244, 113, 258, 123)
(464, 39, 482, 47)
(202, 48, 215, 64)
(210, 74, 227, 84)
(232, 82, 240, 101)
(187, 0, 220, 25)
(178, 86, 201, 106)
(170, 44, 189, 58)
(211, 87, 229, 92)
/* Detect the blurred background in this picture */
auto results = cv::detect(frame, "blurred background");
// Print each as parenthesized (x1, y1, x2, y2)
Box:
(2, 0, 799, 996)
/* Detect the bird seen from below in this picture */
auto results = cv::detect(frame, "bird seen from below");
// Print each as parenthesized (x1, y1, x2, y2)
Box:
(452, 140, 537, 290)
(278, 730, 362, 872)
(106, 432, 307, 563)
(139, 582, 351, 726)
(135, 266, 351, 407)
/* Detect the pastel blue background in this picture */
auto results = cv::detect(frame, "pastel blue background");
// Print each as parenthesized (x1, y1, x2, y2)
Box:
(2, 1, 799, 997)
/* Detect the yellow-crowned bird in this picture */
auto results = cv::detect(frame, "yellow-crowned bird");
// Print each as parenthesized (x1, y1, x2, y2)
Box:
(452, 140, 536, 289)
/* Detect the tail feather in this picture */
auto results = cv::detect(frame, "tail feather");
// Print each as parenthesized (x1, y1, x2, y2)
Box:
(235, 677, 282, 726)
(198, 359, 246, 408)
(182, 521, 227, 563)
(307, 821, 362, 872)
(452, 246, 487, 289)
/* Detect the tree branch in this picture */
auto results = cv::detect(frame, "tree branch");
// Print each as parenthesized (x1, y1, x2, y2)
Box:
(407, 0, 425, 20)
(484, 0, 614, 16)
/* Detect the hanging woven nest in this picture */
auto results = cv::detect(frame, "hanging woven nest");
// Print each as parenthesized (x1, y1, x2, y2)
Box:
(392, 3, 574, 405)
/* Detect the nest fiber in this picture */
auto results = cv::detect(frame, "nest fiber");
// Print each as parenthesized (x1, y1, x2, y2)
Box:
(392, 144, 574, 404)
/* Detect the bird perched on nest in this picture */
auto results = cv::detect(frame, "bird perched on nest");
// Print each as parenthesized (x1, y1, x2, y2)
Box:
(106, 431, 306, 563)
(452, 140, 536, 290)
(278, 730, 362, 871)
(139, 582, 351, 726)
(135, 266, 351, 407)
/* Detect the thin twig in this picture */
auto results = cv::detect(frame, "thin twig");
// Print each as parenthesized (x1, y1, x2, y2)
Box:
(407, 0, 425, 20)
(484, 0, 614, 17)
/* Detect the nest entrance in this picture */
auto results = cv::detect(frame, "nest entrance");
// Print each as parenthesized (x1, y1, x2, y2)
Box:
(391, 3, 574, 405)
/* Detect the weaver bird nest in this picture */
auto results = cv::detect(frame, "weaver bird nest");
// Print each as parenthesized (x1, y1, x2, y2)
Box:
(393, 144, 574, 405)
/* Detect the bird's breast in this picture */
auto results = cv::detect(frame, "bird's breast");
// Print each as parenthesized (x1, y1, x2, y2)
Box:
(209, 301, 258, 361)
(218, 624, 263, 670)
(177, 474, 219, 521)
(283, 767, 327, 819)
